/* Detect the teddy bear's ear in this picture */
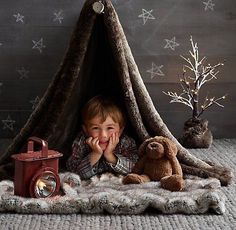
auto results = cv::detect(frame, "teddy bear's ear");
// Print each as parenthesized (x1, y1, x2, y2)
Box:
(162, 137, 178, 156)
(138, 137, 155, 157)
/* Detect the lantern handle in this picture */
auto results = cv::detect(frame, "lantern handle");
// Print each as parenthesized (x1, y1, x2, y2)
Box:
(27, 136, 48, 158)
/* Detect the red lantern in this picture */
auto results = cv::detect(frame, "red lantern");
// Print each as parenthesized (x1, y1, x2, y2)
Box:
(11, 136, 63, 198)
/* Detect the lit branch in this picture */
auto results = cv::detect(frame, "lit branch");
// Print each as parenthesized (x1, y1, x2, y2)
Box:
(163, 36, 227, 118)
(198, 95, 227, 118)
(163, 91, 193, 109)
(198, 63, 224, 88)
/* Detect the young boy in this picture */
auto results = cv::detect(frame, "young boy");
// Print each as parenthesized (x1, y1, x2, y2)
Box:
(66, 95, 138, 180)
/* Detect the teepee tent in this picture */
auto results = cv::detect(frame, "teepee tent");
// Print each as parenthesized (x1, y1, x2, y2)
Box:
(0, 0, 233, 185)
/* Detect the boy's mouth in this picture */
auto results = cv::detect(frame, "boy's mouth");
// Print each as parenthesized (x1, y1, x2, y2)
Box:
(99, 141, 108, 144)
(99, 141, 108, 150)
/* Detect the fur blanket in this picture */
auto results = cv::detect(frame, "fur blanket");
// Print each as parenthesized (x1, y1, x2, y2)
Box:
(0, 172, 225, 214)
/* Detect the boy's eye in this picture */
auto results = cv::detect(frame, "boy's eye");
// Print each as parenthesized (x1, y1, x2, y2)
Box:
(92, 127, 99, 130)
(108, 127, 114, 130)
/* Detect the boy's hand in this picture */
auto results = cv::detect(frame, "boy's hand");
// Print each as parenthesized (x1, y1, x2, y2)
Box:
(86, 137, 103, 155)
(104, 132, 119, 156)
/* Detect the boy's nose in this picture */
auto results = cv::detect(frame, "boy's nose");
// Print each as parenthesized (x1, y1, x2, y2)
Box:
(100, 130, 108, 138)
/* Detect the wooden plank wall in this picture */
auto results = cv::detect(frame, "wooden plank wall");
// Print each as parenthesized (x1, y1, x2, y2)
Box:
(0, 0, 235, 139)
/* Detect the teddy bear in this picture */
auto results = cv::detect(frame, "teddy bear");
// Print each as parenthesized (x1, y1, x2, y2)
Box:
(123, 136, 185, 191)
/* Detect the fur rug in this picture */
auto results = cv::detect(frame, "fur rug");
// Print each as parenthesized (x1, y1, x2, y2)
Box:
(0, 172, 226, 214)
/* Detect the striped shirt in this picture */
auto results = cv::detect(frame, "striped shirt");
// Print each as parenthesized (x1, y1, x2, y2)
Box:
(66, 132, 138, 180)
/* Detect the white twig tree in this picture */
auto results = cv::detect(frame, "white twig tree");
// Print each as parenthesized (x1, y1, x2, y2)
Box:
(163, 36, 226, 119)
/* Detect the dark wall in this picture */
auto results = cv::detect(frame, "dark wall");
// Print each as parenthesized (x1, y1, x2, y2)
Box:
(0, 0, 235, 139)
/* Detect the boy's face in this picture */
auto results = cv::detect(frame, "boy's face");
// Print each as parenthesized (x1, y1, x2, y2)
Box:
(83, 115, 124, 151)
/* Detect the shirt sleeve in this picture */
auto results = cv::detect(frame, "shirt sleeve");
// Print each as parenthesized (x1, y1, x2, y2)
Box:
(66, 133, 98, 180)
(107, 135, 139, 175)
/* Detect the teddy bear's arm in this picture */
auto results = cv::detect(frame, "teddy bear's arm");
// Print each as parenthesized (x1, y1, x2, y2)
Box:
(169, 157, 183, 177)
(132, 155, 147, 174)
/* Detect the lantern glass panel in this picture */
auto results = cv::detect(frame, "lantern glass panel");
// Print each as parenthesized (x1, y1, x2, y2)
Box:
(34, 172, 57, 198)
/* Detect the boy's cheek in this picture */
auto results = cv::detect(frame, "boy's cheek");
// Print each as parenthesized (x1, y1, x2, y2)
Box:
(87, 131, 98, 138)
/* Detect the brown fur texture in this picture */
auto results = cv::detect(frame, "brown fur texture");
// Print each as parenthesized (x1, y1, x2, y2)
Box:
(0, 0, 233, 185)
(123, 136, 185, 191)
(179, 118, 213, 148)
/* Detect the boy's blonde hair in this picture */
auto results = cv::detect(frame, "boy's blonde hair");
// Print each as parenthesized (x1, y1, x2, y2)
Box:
(82, 95, 125, 128)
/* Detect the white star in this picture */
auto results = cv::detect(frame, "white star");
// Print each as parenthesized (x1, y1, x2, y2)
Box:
(0, 42, 2, 46)
(203, 0, 215, 11)
(164, 37, 180, 51)
(17, 67, 29, 79)
(138, 9, 155, 25)
(2, 115, 16, 131)
(13, 13, 24, 23)
(32, 38, 46, 53)
(30, 96, 40, 110)
(53, 10, 64, 24)
(147, 63, 165, 79)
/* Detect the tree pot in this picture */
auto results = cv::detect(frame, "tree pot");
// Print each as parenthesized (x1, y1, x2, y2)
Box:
(178, 118, 213, 148)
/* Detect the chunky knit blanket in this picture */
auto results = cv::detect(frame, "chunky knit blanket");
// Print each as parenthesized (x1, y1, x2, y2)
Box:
(0, 172, 225, 214)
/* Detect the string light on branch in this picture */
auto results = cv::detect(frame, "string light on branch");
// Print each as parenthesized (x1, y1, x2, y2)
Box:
(163, 36, 227, 119)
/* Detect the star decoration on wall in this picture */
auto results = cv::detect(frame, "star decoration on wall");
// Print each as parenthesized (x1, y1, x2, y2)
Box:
(53, 10, 64, 24)
(17, 67, 29, 79)
(164, 37, 180, 51)
(30, 96, 40, 110)
(13, 13, 25, 23)
(203, 0, 215, 11)
(32, 38, 46, 53)
(138, 9, 155, 25)
(2, 115, 16, 131)
(147, 62, 165, 79)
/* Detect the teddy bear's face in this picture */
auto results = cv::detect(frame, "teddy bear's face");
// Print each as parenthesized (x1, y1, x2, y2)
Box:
(146, 142, 165, 160)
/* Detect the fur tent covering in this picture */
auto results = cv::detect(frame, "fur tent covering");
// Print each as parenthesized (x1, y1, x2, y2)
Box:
(0, 0, 233, 185)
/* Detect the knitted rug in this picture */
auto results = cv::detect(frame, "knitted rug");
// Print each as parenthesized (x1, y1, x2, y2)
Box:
(0, 172, 225, 214)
